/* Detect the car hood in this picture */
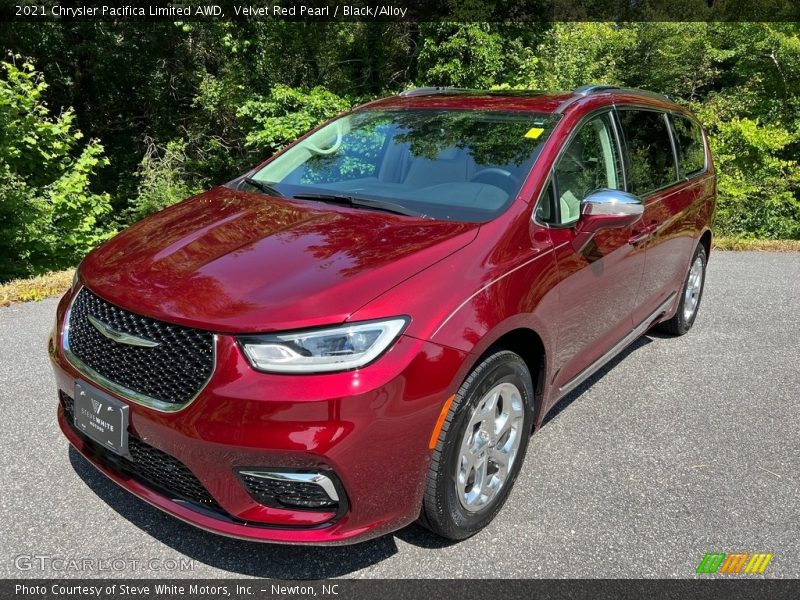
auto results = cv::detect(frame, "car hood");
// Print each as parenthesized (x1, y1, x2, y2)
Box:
(80, 187, 479, 332)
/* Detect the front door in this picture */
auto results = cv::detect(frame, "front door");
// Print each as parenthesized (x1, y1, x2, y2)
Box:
(536, 111, 646, 393)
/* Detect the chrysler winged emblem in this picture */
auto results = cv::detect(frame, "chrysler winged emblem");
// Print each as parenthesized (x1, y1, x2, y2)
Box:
(87, 314, 160, 348)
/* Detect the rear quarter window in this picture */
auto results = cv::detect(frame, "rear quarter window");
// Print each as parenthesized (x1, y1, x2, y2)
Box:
(670, 115, 706, 177)
(617, 109, 678, 196)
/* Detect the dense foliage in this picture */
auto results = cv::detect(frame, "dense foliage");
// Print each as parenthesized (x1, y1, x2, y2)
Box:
(1, 22, 798, 280)
(0, 58, 113, 280)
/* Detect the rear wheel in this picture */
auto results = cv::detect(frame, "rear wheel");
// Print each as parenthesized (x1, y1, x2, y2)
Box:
(420, 350, 534, 540)
(658, 243, 707, 336)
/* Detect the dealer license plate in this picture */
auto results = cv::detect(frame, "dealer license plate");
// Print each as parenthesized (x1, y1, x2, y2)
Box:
(73, 381, 129, 456)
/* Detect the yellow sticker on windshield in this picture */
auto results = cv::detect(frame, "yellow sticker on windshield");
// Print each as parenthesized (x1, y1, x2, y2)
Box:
(525, 127, 544, 140)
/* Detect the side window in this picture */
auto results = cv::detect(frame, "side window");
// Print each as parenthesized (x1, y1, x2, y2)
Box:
(670, 115, 706, 177)
(535, 180, 556, 223)
(618, 109, 678, 196)
(540, 113, 623, 226)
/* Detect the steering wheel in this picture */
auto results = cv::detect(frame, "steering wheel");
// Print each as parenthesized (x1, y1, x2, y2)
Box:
(470, 168, 520, 194)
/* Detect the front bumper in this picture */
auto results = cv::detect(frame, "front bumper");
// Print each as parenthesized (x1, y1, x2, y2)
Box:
(50, 289, 468, 544)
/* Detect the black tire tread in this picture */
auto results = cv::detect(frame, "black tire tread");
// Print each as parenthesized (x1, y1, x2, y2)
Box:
(420, 349, 532, 540)
(657, 243, 707, 337)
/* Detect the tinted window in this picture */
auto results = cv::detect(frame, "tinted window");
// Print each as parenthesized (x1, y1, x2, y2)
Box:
(535, 180, 557, 224)
(670, 115, 706, 176)
(618, 110, 677, 196)
(252, 110, 560, 223)
(538, 113, 623, 226)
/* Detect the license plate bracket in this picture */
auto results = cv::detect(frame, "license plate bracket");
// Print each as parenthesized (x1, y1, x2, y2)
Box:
(73, 381, 130, 456)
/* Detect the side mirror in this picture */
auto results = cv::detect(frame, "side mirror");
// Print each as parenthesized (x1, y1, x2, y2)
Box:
(572, 189, 644, 253)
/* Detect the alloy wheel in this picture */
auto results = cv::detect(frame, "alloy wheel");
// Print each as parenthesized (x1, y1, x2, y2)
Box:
(683, 255, 705, 322)
(455, 382, 524, 512)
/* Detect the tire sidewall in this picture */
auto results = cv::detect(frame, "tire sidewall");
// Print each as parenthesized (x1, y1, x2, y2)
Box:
(433, 351, 534, 538)
(677, 245, 708, 332)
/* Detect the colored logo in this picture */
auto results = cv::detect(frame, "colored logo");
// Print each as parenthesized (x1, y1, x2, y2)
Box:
(696, 552, 773, 574)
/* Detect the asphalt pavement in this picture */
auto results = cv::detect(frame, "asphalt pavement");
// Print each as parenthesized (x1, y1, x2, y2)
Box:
(0, 251, 797, 579)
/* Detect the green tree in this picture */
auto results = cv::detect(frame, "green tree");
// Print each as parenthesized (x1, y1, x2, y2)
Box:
(238, 85, 353, 154)
(0, 57, 113, 280)
(124, 138, 204, 222)
(2, 20, 800, 258)
(517, 23, 635, 90)
(417, 23, 514, 88)
(697, 109, 800, 239)
(621, 23, 726, 99)
(691, 24, 800, 238)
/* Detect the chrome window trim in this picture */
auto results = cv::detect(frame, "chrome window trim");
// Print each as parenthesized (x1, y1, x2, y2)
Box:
(665, 112, 710, 179)
(664, 112, 681, 182)
(614, 105, 681, 196)
(608, 106, 628, 192)
(61, 286, 217, 413)
(530, 171, 559, 229)
(614, 105, 710, 197)
(531, 107, 624, 229)
(555, 91, 710, 182)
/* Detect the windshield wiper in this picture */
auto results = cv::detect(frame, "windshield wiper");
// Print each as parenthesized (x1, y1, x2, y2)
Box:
(292, 193, 427, 218)
(241, 177, 284, 197)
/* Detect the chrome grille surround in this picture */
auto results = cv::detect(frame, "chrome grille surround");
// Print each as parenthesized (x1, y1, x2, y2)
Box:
(61, 286, 217, 412)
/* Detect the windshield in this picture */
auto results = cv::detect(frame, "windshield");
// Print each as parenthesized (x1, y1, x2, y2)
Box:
(249, 109, 560, 222)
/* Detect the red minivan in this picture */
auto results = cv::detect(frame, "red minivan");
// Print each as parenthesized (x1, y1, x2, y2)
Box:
(50, 85, 715, 544)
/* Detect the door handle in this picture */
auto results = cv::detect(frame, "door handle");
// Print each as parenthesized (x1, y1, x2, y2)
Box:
(628, 224, 657, 245)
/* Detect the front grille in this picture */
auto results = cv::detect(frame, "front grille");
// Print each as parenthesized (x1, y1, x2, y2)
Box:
(60, 391, 221, 511)
(66, 288, 214, 406)
(240, 472, 339, 511)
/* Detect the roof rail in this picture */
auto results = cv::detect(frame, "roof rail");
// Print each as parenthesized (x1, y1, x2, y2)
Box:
(558, 85, 672, 113)
(574, 84, 671, 102)
(399, 87, 475, 97)
(574, 84, 618, 96)
(618, 87, 672, 102)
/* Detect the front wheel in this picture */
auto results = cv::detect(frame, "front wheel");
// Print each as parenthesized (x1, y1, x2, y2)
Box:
(419, 350, 534, 540)
(658, 243, 707, 336)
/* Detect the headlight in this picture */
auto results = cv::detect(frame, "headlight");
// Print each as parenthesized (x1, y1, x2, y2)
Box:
(71, 268, 80, 290)
(238, 318, 409, 374)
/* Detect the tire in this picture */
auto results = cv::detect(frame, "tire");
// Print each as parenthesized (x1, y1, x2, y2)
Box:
(658, 243, 707, 336)
(419, 349, 534, 540)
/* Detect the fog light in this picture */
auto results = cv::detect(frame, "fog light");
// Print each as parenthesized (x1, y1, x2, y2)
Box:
(238, 470, 341, 511)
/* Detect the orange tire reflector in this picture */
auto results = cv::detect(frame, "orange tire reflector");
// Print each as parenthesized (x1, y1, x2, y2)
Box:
(428, 394, 456, 449)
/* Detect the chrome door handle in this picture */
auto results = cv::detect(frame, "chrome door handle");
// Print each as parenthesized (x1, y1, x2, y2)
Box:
(628, 224, 657, 245)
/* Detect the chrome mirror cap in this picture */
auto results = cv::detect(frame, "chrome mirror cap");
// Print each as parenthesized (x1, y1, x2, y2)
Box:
(572, 189, 644, 254)
(581, 189, 644, 216)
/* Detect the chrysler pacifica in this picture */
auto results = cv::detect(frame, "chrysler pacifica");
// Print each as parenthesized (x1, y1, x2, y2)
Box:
(50, 85, 715, 543)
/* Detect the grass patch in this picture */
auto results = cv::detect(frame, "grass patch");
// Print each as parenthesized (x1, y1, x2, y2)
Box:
(0, 270, 73, 306)
(713, 237, 800, 252)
